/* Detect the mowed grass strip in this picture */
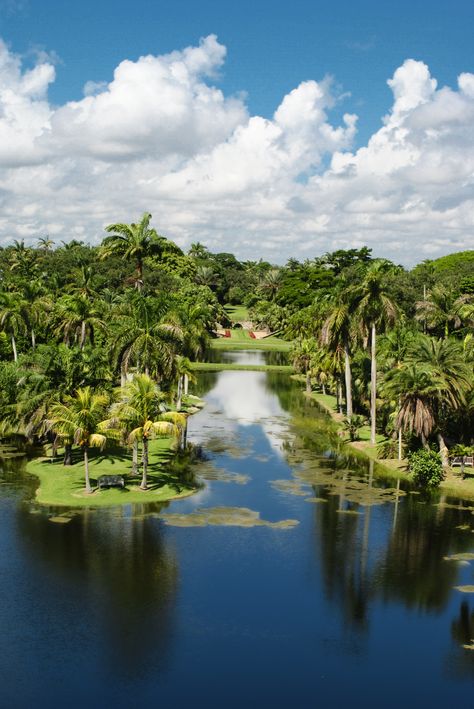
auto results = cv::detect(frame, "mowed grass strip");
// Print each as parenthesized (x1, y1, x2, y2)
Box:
(224, 304, 250, 322)
(191, 362, 294, 372)
(210, 332, 292, 352)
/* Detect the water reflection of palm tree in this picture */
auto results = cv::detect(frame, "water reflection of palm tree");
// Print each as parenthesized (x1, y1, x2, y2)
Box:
(18, 506, 178, 675)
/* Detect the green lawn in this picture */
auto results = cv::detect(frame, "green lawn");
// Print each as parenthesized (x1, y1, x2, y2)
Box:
(308, 389, 474, 497)
(211, 331, 291, 352)
(224, 304, 249, 322)
(191, 362, 293, 373)
(28, 437, 198, 508)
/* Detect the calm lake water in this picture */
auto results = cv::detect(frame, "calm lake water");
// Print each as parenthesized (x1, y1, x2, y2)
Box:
(1, 350, 474, 707)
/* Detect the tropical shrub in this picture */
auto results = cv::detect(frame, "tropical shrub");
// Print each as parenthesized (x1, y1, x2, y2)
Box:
(341, 414, 366, 441)
(408, 449, 444, 488)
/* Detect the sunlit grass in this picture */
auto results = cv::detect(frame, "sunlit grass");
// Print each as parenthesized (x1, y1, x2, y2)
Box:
(210, 332, 291, 351)
(191, 362, 293, 372)
(28, 438, 197, 508)
(224, 304, 249, 321)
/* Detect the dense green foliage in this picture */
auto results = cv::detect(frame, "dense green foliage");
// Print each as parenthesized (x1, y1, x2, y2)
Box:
(0, 218, 473, 492)
(408, 449, 444, 489)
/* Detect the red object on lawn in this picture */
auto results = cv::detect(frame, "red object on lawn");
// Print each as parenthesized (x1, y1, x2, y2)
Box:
(249, 331, 256, 339)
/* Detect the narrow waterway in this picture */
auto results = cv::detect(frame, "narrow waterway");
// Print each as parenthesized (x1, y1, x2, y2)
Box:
(1, 350, 474, 708)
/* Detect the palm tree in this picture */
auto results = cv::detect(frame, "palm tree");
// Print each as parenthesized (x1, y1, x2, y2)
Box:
(259, 269, 282, 301)
(194, 265, 216, 288)
(37, 236, 55, 251)
(322, 299, 356, 417)
(111, 294, 182, 384)
(408, 336, 471, 466)
(352, 261, 399, 444)
(383, 362, 444, 449)
(49, 388, 110, 493)
(112, 375, 184, 490)
(173, 355, 195, 411)
(0, 292, 28, 361)
(291, 339, 317, 394)
(188, 242, 210, 260)
(101, 212, 156, 291)
(53, 294, 106, 349)
(415, 285, 470, 338)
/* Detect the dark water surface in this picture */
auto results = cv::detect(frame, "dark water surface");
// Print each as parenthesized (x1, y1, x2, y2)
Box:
(1, 350, 474, 708)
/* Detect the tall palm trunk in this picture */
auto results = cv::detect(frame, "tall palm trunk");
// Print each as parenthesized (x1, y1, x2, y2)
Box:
(83, 446, 92, 493)
(136, 260, 143, 292)
(370, 323, 377, 445)
(437, 432, 449, 469)
(177, 376, 183, 410)
(31, 329, 36, 350)
(305, 371, 312, 395)
(63, 442, 72, 466)
(344, 344, 352, 417)
(121, 361, 127, 387)
(11, 334, 18, 362)
(132, 440, 139, 475)
(140, 436, 149, 489)
(184, 374, 189, 396)
(398, 396, 403, 460)
(80, 320, 86, 349)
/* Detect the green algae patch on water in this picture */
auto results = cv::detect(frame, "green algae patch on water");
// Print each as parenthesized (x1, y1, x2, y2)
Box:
(454, 586, 474, 593)
(270, 479, 309, 496)
(157, 506, 299, 529)
(304, 497, 328, 503)
(444, 553, 474, 562)
(197, 461, 249, 485)
(48, 516, 72, 524)
(292, 465, 407, 507)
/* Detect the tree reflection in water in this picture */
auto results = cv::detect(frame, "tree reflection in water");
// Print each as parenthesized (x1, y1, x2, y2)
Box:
(18, 503, 178, 678)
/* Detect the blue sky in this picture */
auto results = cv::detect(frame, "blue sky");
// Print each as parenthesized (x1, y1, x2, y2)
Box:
(0, 0, 473, 263)
(3, 0, 474, 144)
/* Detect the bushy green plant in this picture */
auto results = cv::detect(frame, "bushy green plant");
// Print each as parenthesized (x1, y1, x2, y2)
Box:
(342, 414, 366, 441)
(377, 436, 399, 459)
(408, 449, 444, 488)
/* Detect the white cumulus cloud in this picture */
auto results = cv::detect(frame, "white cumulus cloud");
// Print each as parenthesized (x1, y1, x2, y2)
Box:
(0, 37, 473, 264)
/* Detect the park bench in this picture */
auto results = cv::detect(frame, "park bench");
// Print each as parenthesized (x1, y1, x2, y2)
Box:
(97, 475, 125, 490)
(450, 456, 474, 468)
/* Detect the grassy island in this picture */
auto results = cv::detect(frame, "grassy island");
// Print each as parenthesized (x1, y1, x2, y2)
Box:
(28, 436, 198, 508)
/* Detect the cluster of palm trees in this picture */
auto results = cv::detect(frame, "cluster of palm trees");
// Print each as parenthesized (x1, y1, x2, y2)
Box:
(0, 214, 221, 492)
(291, 260, 474, 467)
(49, 375, 185, 493)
